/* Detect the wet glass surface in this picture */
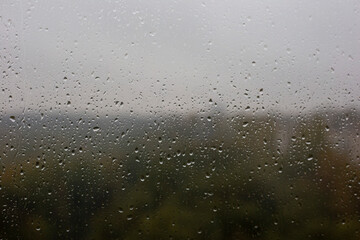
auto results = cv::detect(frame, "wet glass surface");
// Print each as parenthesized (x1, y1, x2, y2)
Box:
(1, 0, 360, 239)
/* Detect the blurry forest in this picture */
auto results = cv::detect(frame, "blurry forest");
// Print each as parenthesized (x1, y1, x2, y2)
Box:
(0, 108, 359, 239)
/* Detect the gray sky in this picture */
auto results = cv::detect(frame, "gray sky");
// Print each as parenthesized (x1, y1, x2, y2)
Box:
(1, 0, 359, 116)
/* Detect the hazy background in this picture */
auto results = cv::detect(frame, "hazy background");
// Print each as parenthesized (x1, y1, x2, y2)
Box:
(1, 0, 359, 115)
(1, 1, 360, 239)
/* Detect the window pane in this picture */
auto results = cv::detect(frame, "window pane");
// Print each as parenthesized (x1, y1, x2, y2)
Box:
(1, 0, 359, 239)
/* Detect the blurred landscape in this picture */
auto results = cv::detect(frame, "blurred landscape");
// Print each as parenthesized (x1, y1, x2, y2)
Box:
(0, 108, 359, 239)
(1, 0, 360, 239)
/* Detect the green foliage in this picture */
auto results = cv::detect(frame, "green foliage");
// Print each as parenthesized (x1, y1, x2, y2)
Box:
(0, 112, 359, 239)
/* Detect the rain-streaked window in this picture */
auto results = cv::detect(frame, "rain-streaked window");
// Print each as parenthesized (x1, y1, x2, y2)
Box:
(1, 0, 359, 239)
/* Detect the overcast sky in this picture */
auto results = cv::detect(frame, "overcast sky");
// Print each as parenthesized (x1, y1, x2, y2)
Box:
(1, 0, 359, 116)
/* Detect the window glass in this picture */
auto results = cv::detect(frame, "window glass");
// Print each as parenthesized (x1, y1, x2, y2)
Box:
(1, 0, 359, 239)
